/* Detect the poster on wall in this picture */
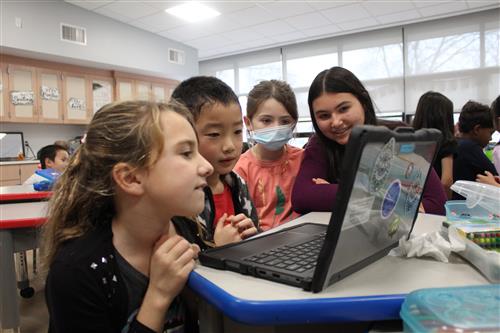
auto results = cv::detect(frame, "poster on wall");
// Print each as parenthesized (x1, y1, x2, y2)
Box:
(68, 97, 86, 111)
(41, 86, 60, 100)
(10, 91, 34, 105)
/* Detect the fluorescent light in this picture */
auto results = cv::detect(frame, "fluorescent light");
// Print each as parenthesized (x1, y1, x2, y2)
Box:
(165, 2, 220, 23)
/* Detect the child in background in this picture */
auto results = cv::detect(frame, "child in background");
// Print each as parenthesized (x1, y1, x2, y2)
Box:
(453, 100, 497, 199)
(412, 91, 457, 198)
(23, 144, 69, 185)
(292, 66, 447, 215)
(234, 80, 303, 230)
(43, 101, 212, 332)
(490, 95, 500, 174)
(171, 76, 259, 247)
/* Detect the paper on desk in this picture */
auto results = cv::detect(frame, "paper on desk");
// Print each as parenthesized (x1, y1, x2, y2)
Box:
(388, 229, 465, 263)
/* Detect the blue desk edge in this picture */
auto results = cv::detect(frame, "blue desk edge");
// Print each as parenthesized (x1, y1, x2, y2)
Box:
(188, 270, 406, 325)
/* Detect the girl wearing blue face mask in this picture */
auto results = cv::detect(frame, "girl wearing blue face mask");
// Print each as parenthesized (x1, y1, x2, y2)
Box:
(234, 80, 304, 230)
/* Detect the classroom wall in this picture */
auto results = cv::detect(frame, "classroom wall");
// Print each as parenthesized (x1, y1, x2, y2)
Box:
(0, 1, 198, 81)
(1, 122, 84, 156)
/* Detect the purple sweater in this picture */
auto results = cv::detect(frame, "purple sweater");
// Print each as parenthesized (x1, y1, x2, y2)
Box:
(291, 135, 447, 215)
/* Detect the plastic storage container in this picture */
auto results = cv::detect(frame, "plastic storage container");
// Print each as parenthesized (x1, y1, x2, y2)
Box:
(400, 285, 500, 332)
(445, 200, 500, 223)
(450, 180, 500, 215)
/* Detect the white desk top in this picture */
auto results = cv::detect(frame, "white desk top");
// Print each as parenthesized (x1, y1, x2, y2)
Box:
(193, 213, 489, 301)
(0, 201, 48, 221)
(0, 184, 38, 195)
(0, 160, 39, 166)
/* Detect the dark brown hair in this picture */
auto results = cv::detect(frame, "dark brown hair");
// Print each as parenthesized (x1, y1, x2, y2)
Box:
(247, 80, 298, 121)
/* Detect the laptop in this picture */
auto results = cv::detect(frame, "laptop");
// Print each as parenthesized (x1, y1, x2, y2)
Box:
(199, 125, 441, 293)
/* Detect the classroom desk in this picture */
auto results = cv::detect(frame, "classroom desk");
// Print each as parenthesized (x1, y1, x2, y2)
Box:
(0, 184, 51, 203)
(188, 212, 490, 332)
(0, 201, 48, 330)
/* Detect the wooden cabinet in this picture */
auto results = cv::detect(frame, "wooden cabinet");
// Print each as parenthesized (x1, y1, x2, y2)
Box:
(38, 68, 63, 123)
(0, 63, 8, 122)
(7, 65, 37, 123)
(116, 78, 134, 101)
(0, 162, 39, 186)
(62, 73, 91, 124)
(91, 77, 114, 114)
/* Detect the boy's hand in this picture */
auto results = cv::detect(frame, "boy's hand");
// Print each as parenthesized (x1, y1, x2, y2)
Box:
(148, 235, 198, 300)
(226, 213, 258, 239)
(213, 213, 241, 246)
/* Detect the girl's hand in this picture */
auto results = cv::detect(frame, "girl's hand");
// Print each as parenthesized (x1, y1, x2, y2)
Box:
(227, 213, 258, 240)
(476, 171, 500, 187)
(148, 235, 198, 300)
(138, 235, 198, 331)
(312, 178, 330, 184)
(213, 213, 241, 246)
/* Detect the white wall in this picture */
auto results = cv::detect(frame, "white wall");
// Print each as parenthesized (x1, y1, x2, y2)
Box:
(0, 1, 198, 81)
(1, 123, 85, 156)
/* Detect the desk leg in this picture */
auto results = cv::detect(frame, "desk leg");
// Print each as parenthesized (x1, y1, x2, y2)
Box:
(198, 299, 223, 333)
(0, 230, 20, 330)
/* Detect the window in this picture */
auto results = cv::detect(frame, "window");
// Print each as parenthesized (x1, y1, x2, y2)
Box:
(287, 53, 337, 88)
(238, 61, 282, 94)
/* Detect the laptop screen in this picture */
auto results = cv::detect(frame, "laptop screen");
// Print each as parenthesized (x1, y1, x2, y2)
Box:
(323, 137, 437, 287)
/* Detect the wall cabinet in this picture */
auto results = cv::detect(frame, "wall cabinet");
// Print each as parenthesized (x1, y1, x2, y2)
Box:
(0, 56, 178, 124)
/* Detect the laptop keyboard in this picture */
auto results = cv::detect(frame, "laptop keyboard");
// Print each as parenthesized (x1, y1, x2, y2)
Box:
(243, 232, 326, 273)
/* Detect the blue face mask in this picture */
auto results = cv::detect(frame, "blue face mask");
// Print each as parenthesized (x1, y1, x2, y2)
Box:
(249, 125, 294, 151)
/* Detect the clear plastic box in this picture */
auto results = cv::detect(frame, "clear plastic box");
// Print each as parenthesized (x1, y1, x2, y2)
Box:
(451, 180, 500, 215)
(400, 285, 500, 332)
(445, 200, 500, 223)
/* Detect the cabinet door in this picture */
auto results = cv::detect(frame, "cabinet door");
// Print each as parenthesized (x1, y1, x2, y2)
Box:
(152, 83, 168, 103)
(135, 81, 151, 101)
(91, 77, 114, 114)
(0, 64, 9, 122)
(7, 65, 37, 122)
(38, 69, 63, 123)
(63, 73, 90, 124)
(116, 78, 134, 101)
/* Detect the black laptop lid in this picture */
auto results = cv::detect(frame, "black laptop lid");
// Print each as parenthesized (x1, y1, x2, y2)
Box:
(312, 126, 441, 292)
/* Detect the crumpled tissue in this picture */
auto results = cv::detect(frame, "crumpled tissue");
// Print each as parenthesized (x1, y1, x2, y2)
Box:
(388, 229, 466, 263)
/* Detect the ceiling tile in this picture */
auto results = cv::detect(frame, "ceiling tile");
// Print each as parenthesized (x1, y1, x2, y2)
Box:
(159, 25, 213, 42)
(322, 3, 371, 23)
(285, 12, 331, 30)
(257, 2, 315, 19)
(418, 1, 468, 17)
(337, 17, 379, 31)
(412, 0, 451, 8)
(220, 27, 265, 43)
(466, 0, 500, 9)
(362, 0, 416, 17)
(135, 11, 185, 32)
(377, 9, 421, 25)
(306, 0, 362, 11)
(65, 0, 113, 11)
(210, 1, 256, 14)
(239, 37, 275, 50)
(251, 21, 297, 37)
(271, 30, 307, 43)
(185, 35, 233, 50)
(302, 24, 342, 38)
(94, 5, 132, 23)
(205, 18, 244, 35)
(225, 5, 275, 27)
(103, 2, 158, 20)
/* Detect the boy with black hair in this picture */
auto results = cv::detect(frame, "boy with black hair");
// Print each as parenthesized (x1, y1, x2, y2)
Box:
(171, 76, 259, 248)
(453, 100, 497, 199)
(24, 144, 69, 184)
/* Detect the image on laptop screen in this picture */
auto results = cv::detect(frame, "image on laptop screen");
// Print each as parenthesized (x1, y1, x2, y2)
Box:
(0, 132, 25, 161)
(323, 138, 436, 287)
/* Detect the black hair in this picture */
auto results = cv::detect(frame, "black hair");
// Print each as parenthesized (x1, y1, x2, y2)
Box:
(458, 100, 493, 133)
(171, 76, 240, 120)
(308, 66, 377, 182)
(413, 91, 456, 148)
(37, 144, 68, 169)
